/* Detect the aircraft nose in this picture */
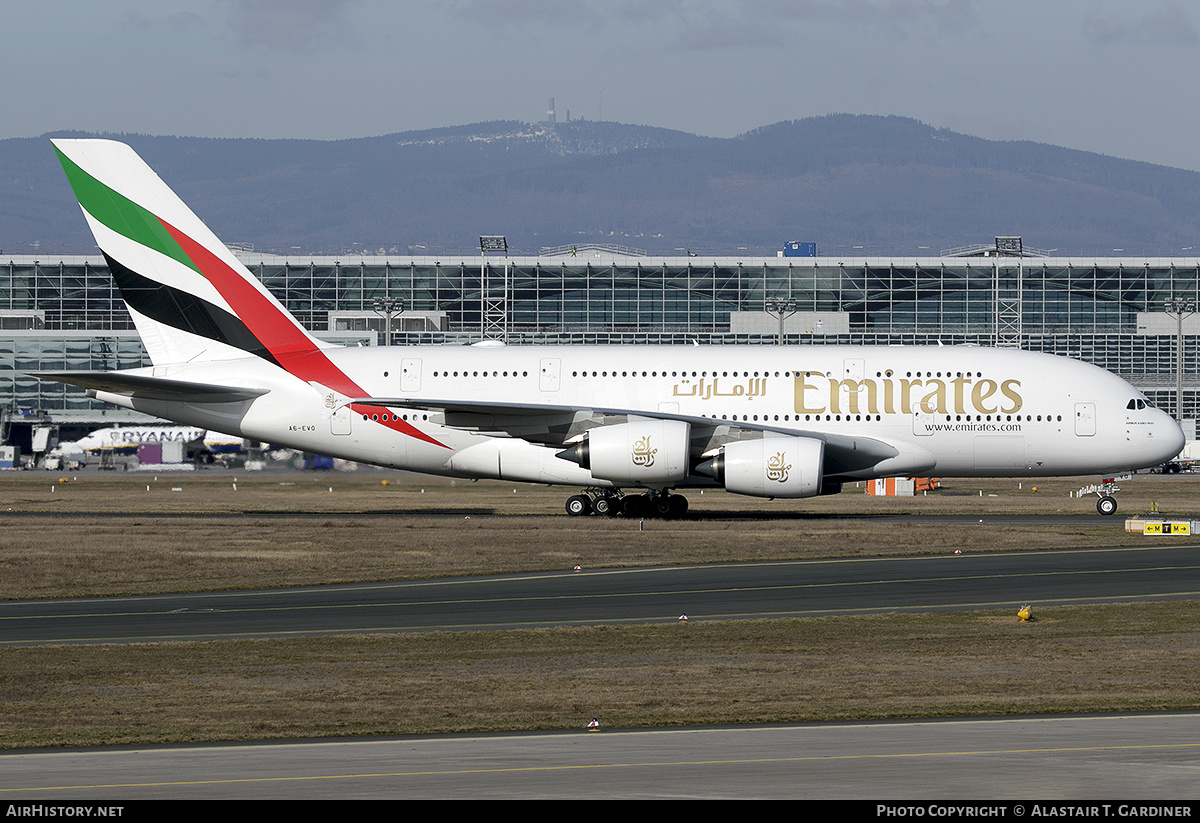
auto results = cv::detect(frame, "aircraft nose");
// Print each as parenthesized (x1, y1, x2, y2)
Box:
(1157, 410, 1186, 462)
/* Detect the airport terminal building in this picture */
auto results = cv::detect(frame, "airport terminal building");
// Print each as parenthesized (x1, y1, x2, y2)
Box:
(3, 239, 1198, 447)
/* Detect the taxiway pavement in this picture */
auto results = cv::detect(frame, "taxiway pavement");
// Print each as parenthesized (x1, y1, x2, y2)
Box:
(2, 544, 1199, 645)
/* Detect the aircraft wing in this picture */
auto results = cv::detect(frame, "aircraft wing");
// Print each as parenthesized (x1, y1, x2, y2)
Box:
(349, 395, 903, 475)
(29, 371, 270, 403)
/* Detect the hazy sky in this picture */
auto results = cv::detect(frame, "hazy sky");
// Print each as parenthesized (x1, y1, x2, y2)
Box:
(4, 0, 1199, 170)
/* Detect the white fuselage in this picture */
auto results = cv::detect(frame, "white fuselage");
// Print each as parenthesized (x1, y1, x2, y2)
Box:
(55, 426, 205, 455)
(54, 426, 245, 456)
(89, 344, 1185, 491)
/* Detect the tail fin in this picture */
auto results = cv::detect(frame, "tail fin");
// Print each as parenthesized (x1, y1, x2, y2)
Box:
(52, 139, 447, 449)
(53, 139, 328, 368)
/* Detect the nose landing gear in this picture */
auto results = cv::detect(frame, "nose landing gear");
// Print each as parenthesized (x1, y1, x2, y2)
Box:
(1077, 474, 1128, 516)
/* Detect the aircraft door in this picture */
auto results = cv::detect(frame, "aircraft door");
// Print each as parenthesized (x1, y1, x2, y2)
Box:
(839, 358, 866, 414)
(400, 358, 422, 393)
(1074, 402, 1096, 436)
(912, 409, 934, 436)
(331, 405, 352, 436)
(539, 358, 561, 392)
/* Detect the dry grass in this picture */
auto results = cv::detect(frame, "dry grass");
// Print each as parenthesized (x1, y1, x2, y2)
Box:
(2, 471, 1194, 599)
(1, 602, 1197, 748)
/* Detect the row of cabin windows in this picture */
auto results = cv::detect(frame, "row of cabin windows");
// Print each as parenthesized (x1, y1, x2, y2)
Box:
(564, 370, 995, 379)
(696, 413, 1063, 423)
(428, 370, 529, 378)
(360, 410, 1061, 424)
(412, 368, 998, 380)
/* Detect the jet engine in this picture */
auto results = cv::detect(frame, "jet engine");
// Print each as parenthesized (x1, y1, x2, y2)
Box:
(697, 436, 825, 498)
(556, 419, 691, 485)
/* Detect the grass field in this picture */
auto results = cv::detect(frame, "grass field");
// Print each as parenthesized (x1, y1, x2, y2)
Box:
(1, 469, 1197, 748)
(2, 470, 1194, 598)
(3, 603, 1199, 749)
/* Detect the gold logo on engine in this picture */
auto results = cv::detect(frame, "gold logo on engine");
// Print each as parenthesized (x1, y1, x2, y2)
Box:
(766, 451, 791, 483)
(631, 435, 657, 467)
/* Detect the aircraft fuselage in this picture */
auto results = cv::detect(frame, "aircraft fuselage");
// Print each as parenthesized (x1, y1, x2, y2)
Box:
(90, 343, 1183, 489)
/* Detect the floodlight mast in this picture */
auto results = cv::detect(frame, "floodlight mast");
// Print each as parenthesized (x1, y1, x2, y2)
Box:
(479, 236, 508, 254)
(372, 296, 404, 346)
(765, 298, 797, 346)
(1164, 297, 1197, 422)
(480, 236, 509, 341)
(993, 237, 1023, 348)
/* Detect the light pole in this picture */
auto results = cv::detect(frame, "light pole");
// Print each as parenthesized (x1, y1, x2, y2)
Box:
(373, 296, 404, 346)
(1164, 297, 1196, 423)
(765, 298, 797, 346)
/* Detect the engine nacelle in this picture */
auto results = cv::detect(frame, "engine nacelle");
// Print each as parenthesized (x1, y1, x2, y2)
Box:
(556, 419, 691, 485)
(700, 436, 825, 498)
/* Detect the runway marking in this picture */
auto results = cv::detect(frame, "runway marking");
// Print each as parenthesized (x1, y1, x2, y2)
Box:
(4, 738, 1200, 793)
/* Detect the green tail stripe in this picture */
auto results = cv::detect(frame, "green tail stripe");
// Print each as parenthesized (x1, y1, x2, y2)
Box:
(54, 146, 198, 275)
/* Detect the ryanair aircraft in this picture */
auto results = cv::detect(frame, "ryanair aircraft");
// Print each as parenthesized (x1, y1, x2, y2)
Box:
(51, 426, 244, 459)
(35, 140, 1185, 517)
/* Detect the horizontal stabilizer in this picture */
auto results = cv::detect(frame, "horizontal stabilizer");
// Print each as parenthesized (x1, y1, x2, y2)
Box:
(30, 371, 269, 403)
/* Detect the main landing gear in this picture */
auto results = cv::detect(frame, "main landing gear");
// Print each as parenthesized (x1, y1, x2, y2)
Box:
(565, 489, 689, 519)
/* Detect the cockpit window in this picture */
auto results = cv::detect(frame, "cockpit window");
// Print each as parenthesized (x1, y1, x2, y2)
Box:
(1127, 398, 1147, 410)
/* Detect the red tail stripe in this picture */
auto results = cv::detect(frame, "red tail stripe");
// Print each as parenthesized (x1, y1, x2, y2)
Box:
(158, 218, 447, 448)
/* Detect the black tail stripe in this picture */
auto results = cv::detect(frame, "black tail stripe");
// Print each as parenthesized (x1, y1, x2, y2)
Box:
(105, 253, 284, 369)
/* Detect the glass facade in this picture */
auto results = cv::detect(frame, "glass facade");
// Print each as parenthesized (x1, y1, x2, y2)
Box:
(3, 253, 1197, 423)
(245, 255, 1199, 338)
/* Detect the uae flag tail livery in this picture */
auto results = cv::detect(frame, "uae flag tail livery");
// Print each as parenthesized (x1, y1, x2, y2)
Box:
(42, 139, 442, 447)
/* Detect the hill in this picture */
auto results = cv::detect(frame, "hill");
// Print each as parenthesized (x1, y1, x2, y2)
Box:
(3, 115, 1198, 256)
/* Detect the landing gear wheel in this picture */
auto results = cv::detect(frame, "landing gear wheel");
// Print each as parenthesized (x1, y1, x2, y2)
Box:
(1097, 495, 1118, 516)
(566, 495, 591, 517)
(621, 495, 649, 517)
(592, 496, 612, 516)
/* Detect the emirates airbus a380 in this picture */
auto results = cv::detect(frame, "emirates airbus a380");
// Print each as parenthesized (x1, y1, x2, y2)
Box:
(34, 139, 1185, 517)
